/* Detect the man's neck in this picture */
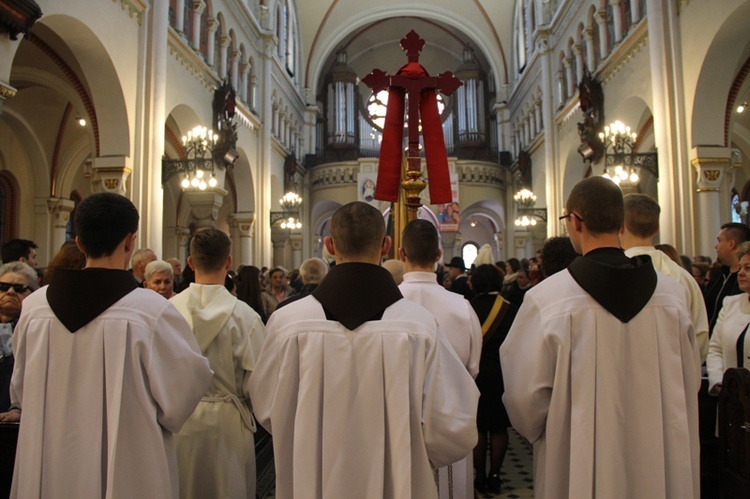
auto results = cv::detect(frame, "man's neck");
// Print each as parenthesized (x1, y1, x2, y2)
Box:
(85, 254, 128, 270)
(195, 270, 226, 285)
(581, 233, 622, 255)
(403, 262, 434, 274)
(619, 232, 653, 251)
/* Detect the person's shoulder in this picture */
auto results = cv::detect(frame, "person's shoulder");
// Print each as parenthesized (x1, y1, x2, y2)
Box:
(234, 298, 263, 322)
(386, 297, 441, 328)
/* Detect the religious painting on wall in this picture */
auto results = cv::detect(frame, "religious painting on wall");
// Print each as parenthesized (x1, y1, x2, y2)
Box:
(357, 172, 379, 207)
(437, 173, 459, 233)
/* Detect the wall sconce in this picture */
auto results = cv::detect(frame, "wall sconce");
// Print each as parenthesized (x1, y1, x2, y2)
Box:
(162, 125, 221, 191)
(599, 120, 658, 186)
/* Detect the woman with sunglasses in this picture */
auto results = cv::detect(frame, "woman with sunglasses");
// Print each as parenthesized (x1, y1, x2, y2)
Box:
(0, 261, 39, 420)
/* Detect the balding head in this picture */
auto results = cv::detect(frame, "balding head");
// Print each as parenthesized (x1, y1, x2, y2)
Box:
(131, 248, 156, 280)
(299, 257, 329, 285)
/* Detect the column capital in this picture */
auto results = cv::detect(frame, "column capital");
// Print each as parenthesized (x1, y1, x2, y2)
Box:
(192, 0, 206, 14)
(583, 27, 594, 41)
(563, 56, 573, 68)
(207, 17, 218, 32)
(91, 156, 132, 196)
(573, 43, 584, 56)
(183, 189, 227, 227)
(229, 212, 255, 236)
(220, 35, 230, 48)
(691, 156, 732, 192)
(595, 10, 607, 25)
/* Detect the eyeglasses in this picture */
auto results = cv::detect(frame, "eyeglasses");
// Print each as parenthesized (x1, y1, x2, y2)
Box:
(558, 213, 585, 223)
(0, 282, 31, 293)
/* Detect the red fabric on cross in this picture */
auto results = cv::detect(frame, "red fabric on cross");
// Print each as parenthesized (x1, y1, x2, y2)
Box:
(374, 62, 453, 205)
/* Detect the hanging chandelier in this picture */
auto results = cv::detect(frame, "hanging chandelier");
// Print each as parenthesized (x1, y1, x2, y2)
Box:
(513, 188, 546, 227)
(271, 192, 303, 230)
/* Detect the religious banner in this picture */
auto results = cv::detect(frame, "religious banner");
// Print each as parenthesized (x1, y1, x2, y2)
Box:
(437, 173, 459, 233)
(357, 173, 379, 206)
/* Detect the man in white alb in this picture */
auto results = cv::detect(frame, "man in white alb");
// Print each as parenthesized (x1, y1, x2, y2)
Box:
(249, 201, 479, 499)
(398, 219, 482, 499)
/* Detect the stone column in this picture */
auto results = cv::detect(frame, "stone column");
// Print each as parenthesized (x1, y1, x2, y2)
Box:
(513, 229, 531, 259)
(631, 0, 641, 23)
(191, 1, 205, 50)
(289, 233, 303, 270)
(611, 0, 623, 43)
(534, 100, 542, 133)
(230, 212, 255, 266)
(271, 232, 288, 267)
(175, 0, 185, 34)
(206, 18, 217, 67)
(692, 149, 733, 257)
(176, 227, 190, 266)
(441, 232, 457, 262)
(494, 232, 504, 261)
(536, 28, 561, 238)
(556, 69, 565, 106)
(183, 188, 227, 228)
(584, 27, 596, 70)
(47, 198, 75, 257)
(595, 10, 608, 59)
(230, 49, 240, 90)
(91, 156, 131, 196)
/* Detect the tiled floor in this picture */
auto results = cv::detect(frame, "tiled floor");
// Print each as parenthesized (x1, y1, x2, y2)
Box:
(260, 428, 534, 498)
(477, 429, 534, 499)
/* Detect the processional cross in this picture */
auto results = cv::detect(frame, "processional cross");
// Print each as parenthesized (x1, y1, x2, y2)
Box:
(362, 30, 462, 222)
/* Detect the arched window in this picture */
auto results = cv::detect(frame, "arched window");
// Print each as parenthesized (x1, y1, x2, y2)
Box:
(606, 3, 615, 53)
(515, 1, 527, 72)
(200, 7, 209, 58)
(622, 0, 632, 35)
(183, 1, 193, 43)
(213, 23, 222, 72)
(169, 0, 178, 29)
(286, 4, 296, 77)
(276, 4, 286, 60)
(462, 243, 479, 268)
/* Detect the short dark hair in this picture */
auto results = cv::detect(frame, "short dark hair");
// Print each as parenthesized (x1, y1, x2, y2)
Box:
(330, 202, 385, 258)
(190, 228, 231, 272)
(1, 239, 38, 263)
(623, 194, 660, 239)
(75, 193, 139, 259)
(720, 223, 750, 245)
(401, 220, 440, 267)
(566, 176, 624, 235)
(541, 236, 578, 277)
(470, 264, 504, 294)
(506, 258, 521, 273)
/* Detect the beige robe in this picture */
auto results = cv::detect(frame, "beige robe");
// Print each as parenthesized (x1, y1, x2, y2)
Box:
(501, 270, 701, 499)
(249, 295, 479, 499)
(170, 284, 265, 499)
(10, 287, 212, 499)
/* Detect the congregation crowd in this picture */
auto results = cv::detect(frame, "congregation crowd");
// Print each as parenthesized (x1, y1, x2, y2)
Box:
(0, 176, 747, 498)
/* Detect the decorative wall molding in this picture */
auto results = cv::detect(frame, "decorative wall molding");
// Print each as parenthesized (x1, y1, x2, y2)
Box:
(111, 0, 146, 25)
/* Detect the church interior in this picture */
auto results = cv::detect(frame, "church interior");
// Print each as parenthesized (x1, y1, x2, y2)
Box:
(2, 1, 750, 498)
(1, 0, 749, 270)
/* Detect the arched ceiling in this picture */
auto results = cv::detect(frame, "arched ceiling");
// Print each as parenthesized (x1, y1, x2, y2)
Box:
(297, 0, 514, 95)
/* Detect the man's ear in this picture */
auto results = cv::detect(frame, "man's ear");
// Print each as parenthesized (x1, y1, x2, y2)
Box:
(225, 255, 233, 271)
(323, 236, 336, 256)
(435, 248, 444, 264)
(187, 256, 197, 272)
(398, 247, 407, 262)
(380, 236, 392, 257)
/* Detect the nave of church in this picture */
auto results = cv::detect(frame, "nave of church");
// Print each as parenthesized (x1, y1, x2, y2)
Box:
(0, 0, 749, 268)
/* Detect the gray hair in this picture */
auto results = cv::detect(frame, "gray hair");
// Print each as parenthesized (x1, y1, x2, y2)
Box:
(132, 248, 156, 267)
(144, 260, 174, 281)
(299, 258, 328, 285)
(0, 261, 39, 291)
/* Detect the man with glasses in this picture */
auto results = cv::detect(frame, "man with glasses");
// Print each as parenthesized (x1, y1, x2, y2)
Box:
(501, 176, 701, 498)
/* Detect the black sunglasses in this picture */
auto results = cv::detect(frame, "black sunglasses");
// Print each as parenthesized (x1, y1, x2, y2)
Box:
(0, 282, 31, 293)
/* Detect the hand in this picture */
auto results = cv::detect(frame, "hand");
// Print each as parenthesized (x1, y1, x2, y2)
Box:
(709, 383, 722, 396)
(0, 408, 20, 422)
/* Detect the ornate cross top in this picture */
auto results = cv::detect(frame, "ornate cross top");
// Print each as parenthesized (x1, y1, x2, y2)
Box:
(362, 30, 462, 220)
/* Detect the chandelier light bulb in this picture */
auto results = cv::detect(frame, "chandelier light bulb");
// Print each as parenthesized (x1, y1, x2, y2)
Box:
(191, 177, 200, 187)
(199, 180, 207, 190)
(739, 102, 746, 113)
(208, 176, 218, 188)
(77, 117, 86, 127)
(181, 178, 190, 189)
(629, 172, 639, 183)
(612, 176, 621, 185)
(196, 169, 204, 179)
(618, 169, 628, 181)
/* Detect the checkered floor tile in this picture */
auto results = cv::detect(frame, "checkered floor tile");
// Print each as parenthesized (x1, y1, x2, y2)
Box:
(476, 429, 534, 499)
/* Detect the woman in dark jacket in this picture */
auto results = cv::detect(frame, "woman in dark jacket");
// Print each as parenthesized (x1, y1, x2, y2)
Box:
(469, 264, 518, 494)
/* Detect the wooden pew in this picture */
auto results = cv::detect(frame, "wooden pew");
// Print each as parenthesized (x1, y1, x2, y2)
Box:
(718, 367, 750, 498)
(0, 422, 18, 499)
